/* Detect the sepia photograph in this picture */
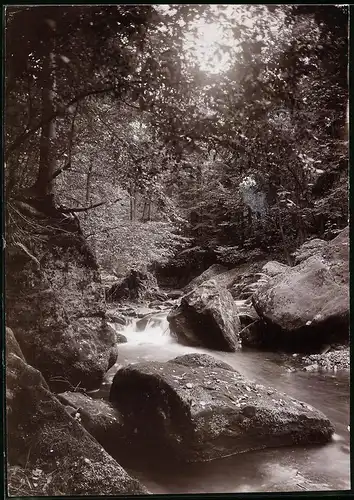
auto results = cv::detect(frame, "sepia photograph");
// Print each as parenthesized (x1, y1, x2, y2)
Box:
(4, 3, 349, 496)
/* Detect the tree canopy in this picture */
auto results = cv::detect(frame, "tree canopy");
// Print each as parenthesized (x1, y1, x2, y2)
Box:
(5, 4, 348, 271)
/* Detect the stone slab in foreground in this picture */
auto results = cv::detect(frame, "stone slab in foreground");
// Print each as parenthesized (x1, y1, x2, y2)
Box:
(109, 353, 334, 462)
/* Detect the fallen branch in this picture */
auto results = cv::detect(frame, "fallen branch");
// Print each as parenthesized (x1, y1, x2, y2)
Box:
(237, 319, 260, 337)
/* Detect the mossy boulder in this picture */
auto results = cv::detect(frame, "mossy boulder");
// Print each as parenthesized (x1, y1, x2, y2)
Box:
(109, 354, 334, 462)
(6, 352, 148, 496)
(6, 202, 117, 391)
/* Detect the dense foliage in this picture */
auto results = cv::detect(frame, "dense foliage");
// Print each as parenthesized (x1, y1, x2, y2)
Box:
(5, 4, 348, 272)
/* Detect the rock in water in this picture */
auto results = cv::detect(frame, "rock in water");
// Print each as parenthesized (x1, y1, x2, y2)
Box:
(109, 354, 334, 462)
(168, 280, 241, 351)
(252, 227, 349, 351)
(6, 353, 148, 496)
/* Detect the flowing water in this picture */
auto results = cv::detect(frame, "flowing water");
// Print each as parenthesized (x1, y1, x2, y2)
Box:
(98, 305, 350, 494)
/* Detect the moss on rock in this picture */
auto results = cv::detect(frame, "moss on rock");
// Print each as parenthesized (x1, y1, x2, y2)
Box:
(6, 353, 148, 496)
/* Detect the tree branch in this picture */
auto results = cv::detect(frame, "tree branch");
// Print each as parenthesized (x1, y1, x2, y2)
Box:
(60, 197, 121, 214)
(5, 86, 115, 160)
(60, 201, 106, 213)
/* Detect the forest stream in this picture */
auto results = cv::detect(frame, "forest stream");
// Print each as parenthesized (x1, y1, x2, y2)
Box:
(5, 5, 350, 497)
(91, 303, 350, 494)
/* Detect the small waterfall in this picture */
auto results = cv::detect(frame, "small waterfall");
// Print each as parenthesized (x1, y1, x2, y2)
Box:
(110, 310, 173, 346)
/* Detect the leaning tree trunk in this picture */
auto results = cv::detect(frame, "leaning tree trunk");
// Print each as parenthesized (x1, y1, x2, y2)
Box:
(33, 20, 56, 203)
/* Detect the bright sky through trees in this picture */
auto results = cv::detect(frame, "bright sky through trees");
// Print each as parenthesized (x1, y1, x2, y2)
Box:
(183, 19, 232, 74)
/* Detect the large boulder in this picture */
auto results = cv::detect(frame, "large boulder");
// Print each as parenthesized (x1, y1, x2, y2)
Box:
(6, 352, 148, 496)
(183, 260, 271, 301)
(183, 264, 227, 293)
(6, 201, 117, 392)
(168, 280, 241, 351)
(109, 354, 334, 462)
(252, 227, 349, 351)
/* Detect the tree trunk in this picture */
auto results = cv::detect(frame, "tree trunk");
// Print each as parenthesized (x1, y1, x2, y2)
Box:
(129, 195, 133, 222)
(129, 182, 135, 222)
(33, 22, 56, 202)
(141, 200, 146, 221)
(132, 186, 137, 221)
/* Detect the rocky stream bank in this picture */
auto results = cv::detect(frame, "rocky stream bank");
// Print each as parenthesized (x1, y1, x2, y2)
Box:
(5, 207, 349, 495)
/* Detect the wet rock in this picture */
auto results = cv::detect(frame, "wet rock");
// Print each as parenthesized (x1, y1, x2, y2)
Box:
(231, 272, 270, 300)
(105, 311, 127, 326)
(237, 302, 260, 324)
(239, 321, 266, 349)
(7, 353, 148, 496)
(110, 354, 334, 462)
(154, 246, 218, 289)
(180, 260, 272, 303)
(116, 333, 128, 344)
(168, 280, 241, 352)
(57, 392, 126, 456)
(252, 227, 349, 351)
